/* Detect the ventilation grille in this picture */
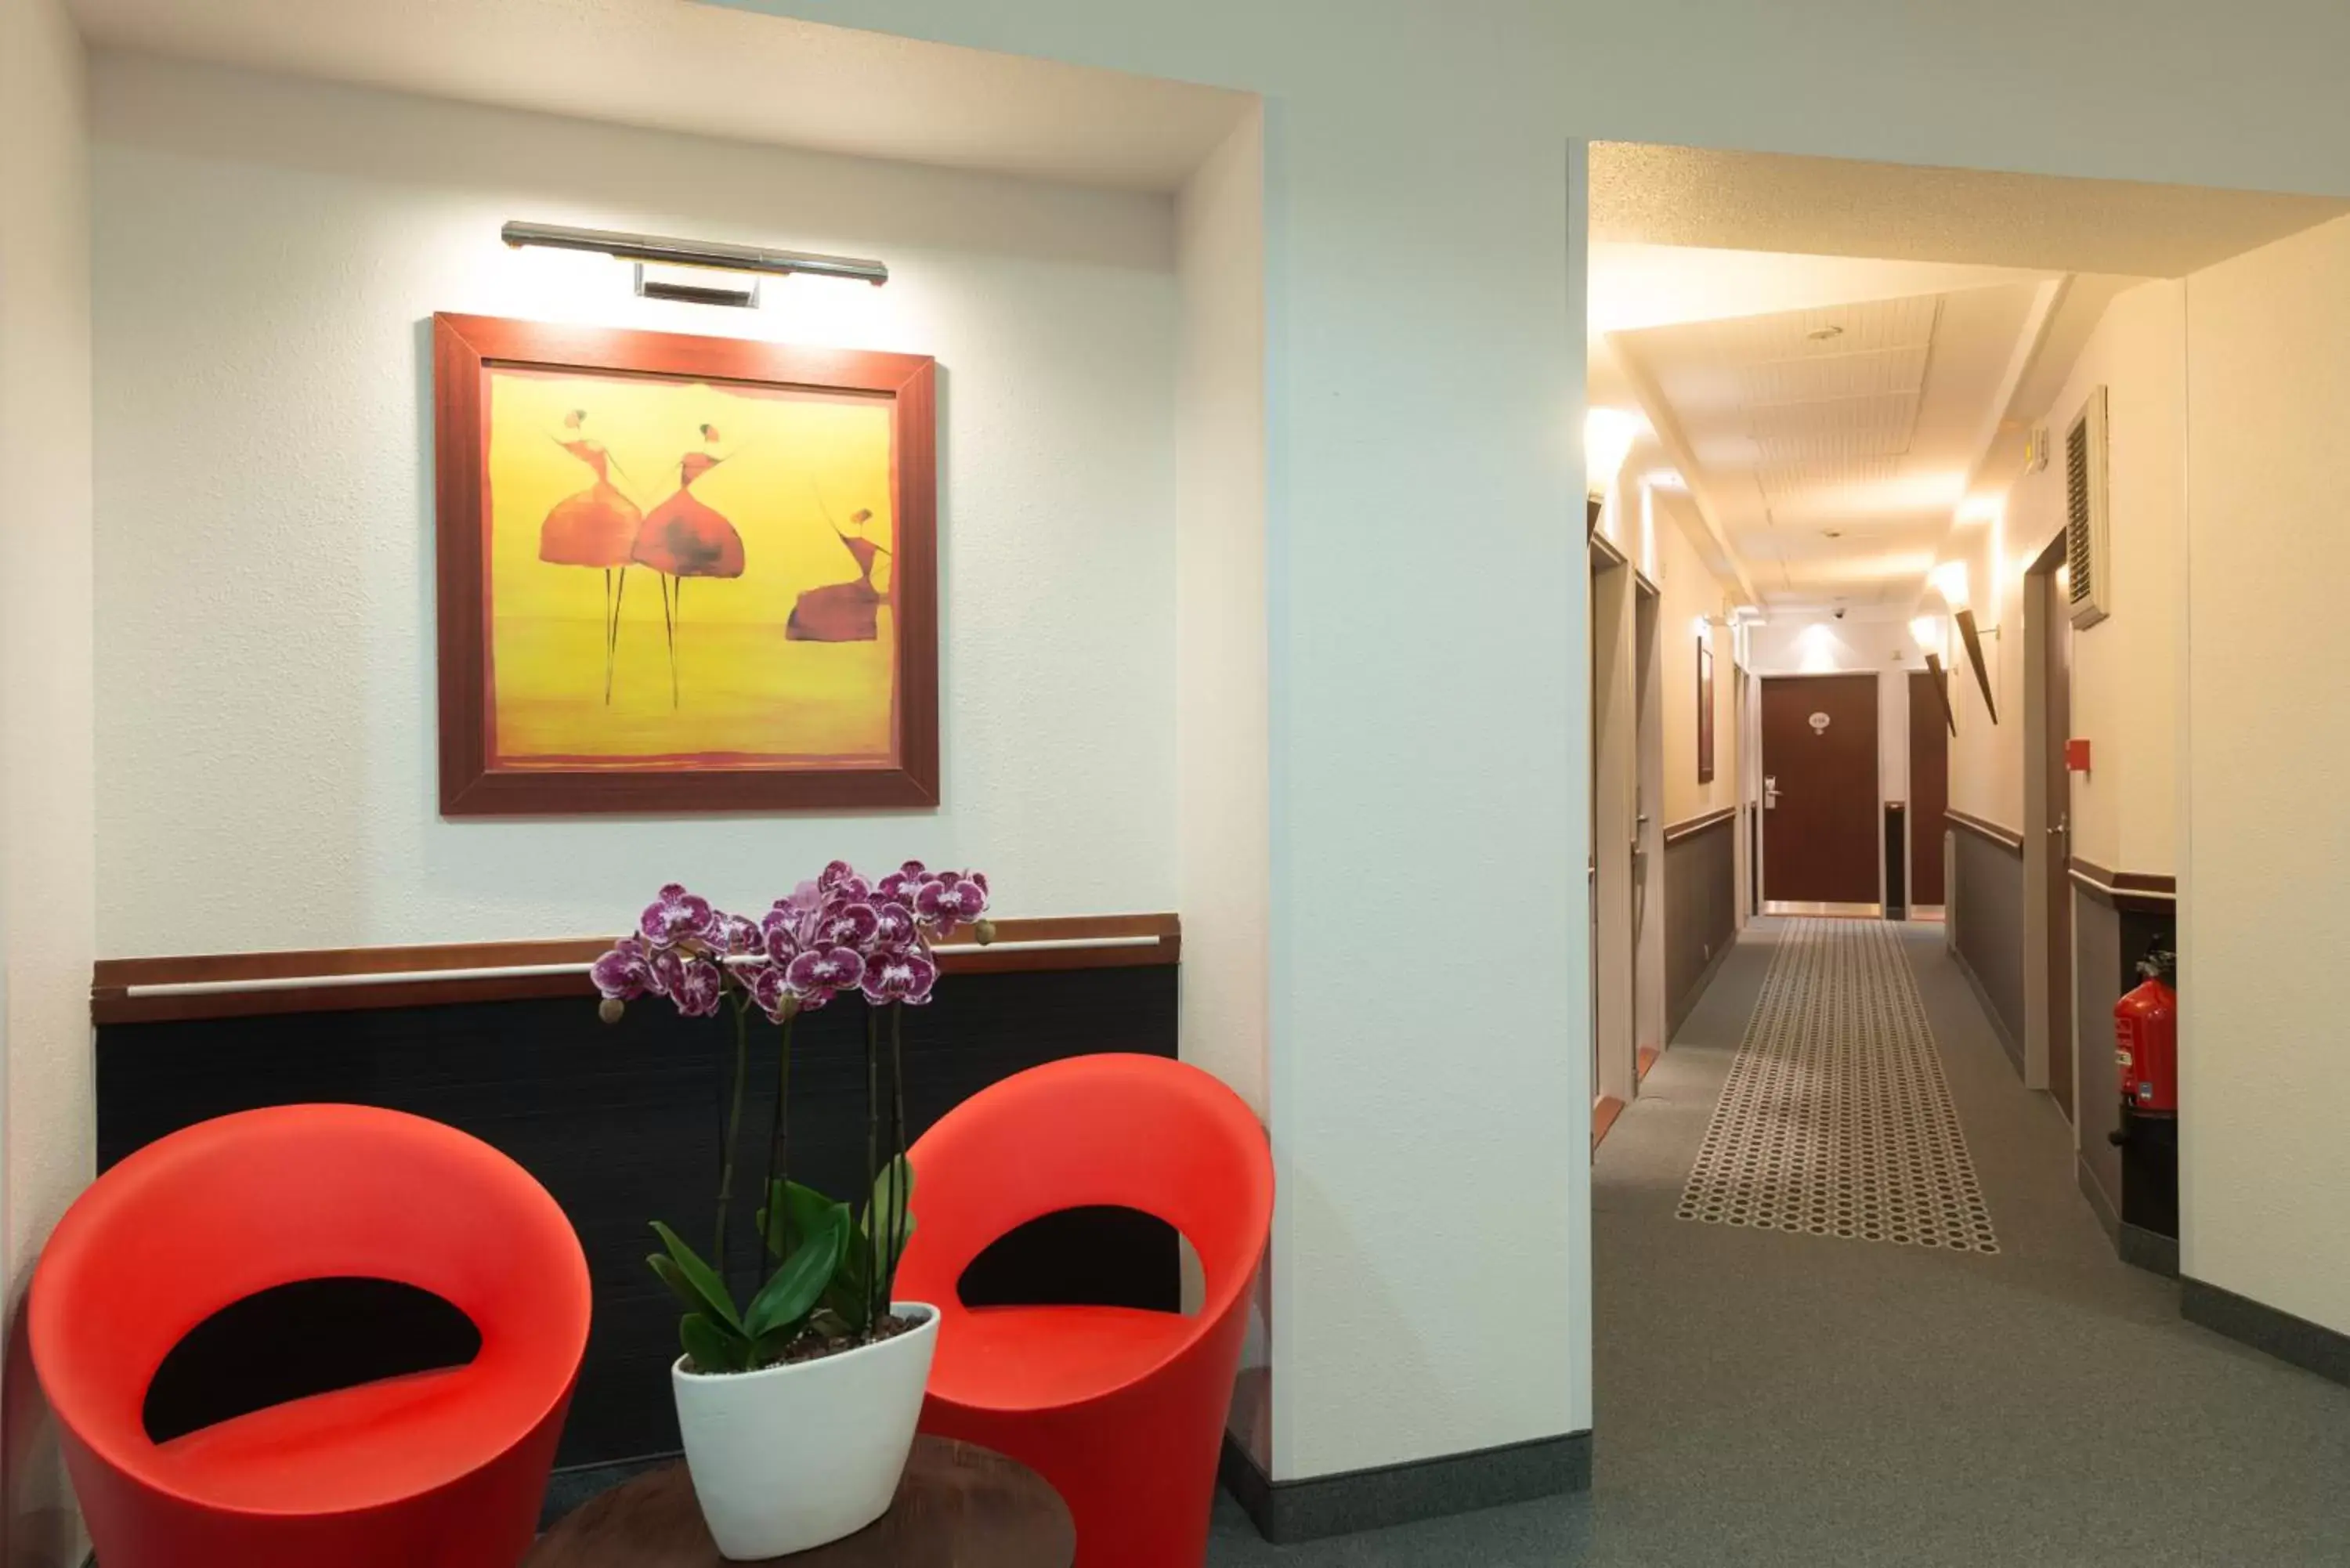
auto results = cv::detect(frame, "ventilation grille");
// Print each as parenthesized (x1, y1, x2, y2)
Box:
(2063, 387, 2111, 630)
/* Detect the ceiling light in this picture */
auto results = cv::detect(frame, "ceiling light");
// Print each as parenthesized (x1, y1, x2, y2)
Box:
(501, 221, 891, 302)
(1806, 324, 1845, 341)
(1822, 529, 1844, 539)
(1643, 468, 1687, 491)
(1584, 407, 1648, 500)
(1929, 560, 1970, 611)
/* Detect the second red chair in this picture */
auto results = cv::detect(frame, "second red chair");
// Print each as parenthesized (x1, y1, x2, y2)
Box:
(894, 1053, 1274, 1568)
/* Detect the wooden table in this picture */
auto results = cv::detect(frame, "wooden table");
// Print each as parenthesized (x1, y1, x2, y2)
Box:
(522, 1438, 1074, 1567)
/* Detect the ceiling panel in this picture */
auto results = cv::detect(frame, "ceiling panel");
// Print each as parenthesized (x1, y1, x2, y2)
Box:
(1609, 278, 2042, 611)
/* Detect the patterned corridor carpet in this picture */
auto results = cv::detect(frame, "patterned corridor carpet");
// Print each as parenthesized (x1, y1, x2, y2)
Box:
(1676, 918, 1998, 1253)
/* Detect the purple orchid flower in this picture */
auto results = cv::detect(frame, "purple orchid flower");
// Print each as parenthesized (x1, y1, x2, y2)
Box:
(817, 860, 873, 902)
(860, 947, 939, 1006)
(871, 900, 918, 952)
(747, 960, 797, 1024)
(786, 947, 866, 1010)
(591, 935, 653, 1000)
(670, 953, 726, 1017)
(914, 870, 990, 938)
(819, 899, 882, 951)
(638, 883, 720, 948)
(718, 912, 764, 956)
(876, 861, 927, 905)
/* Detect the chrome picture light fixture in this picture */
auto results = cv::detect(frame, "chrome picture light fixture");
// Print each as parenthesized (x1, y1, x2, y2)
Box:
(501, 221, 890, 309)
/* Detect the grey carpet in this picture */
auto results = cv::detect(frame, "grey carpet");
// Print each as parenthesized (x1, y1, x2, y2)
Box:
(1207, 919, 2350, 1566)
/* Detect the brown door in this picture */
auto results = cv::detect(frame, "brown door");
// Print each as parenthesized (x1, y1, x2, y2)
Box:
(1907, 670, 1950, 906)
(1762, 674, 1881, 906)
(2039, 566, 2075, 1120)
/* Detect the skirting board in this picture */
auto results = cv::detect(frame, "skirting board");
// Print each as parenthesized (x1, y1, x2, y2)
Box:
(2181, 1277, 2350, 1390)
(1220, 1429, 1592, 1543)
(1667, 935, 1736, 1044)
(2075, 1152, 2120, 1245)
(2119, 1223, 2180, 1280)
(1949, 944, 2022, 1074)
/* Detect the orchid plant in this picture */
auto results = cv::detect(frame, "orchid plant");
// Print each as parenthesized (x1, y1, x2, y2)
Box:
(593, 861, 992, 1375)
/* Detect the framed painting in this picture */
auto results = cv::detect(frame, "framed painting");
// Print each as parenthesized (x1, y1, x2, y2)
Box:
(433, 314, 937, 815)
(1696, 634, 1716, 784)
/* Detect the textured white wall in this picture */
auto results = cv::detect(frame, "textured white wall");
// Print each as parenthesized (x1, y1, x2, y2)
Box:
(1173, 107, 1272, 1466)
(2180, 211, 2350, 1335)
(1965, 280, 2186, 873)
(0, 0, 96, 1559)
(90, 55, 1181, 956)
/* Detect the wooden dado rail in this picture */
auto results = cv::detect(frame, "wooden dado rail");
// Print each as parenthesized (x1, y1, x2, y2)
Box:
(1945, 809, 2024, 853)
(2066, 858, 2178, 913)
(1661, 807, 1737, 847)
(92, 913, 1181, 1027)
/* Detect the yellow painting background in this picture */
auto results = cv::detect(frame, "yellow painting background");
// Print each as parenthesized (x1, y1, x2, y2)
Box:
(485, 367, 897, 767)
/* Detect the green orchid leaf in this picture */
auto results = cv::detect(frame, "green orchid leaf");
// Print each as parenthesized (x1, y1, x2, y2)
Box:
(745, 1209, 848, 1342)
(866, 1155, 918, 1283)
(680, 1312, 745, 1375)
(649, 1222, 745, 1335)
(648, 1253, 701, 1315)
(778, 1180, 848, 1259)
(825, 1239, 873, 1332)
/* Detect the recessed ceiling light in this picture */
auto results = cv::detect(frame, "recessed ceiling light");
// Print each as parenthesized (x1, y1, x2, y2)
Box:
(1807, 324, 1845, 341)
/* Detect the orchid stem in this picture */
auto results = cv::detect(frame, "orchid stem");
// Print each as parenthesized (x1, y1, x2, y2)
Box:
(714, 995, 750, 1297)
(864, 1004, 881, 1331)
(885, 1001, 908, 1315)
(762, 1017, 794, 1260)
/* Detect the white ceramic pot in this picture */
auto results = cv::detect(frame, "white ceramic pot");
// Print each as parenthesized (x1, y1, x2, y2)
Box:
(672, 1304, 939, 1559)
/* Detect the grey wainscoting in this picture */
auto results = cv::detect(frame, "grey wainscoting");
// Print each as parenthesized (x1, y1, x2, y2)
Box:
(1665, 810, 1739, 1039)
(1948, 814, 2026, 1068)
(2073, 884, 2125, 1227)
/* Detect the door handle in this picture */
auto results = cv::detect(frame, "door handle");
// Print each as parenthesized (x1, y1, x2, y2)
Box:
(2048, 812, 2069, 838)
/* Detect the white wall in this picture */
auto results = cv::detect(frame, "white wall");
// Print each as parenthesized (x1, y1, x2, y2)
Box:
(2180, 211, 2350, 1335)
(1953, 280, 2184, 870)
(1173, 109, 1272, 1464)
(0, 0, 96, 1559)
(90, 54, 1182, 956)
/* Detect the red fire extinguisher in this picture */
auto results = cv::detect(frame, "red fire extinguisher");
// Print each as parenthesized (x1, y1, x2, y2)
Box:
(2113, 948, 2177, 1115)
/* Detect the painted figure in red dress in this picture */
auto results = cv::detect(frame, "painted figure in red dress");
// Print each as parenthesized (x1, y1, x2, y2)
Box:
(537, 410, 642, 703)
(788, 505, 889, 644)
(633, 425, 745, 707)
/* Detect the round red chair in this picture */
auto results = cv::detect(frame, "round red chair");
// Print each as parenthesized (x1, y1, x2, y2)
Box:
(31, 1104, 591, 1568)
(895, 1054, 1274, 1568)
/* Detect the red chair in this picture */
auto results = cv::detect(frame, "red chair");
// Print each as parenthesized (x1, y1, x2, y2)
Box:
(31, 1104, 591, 1568)
(895, 1054, 1274, 1568)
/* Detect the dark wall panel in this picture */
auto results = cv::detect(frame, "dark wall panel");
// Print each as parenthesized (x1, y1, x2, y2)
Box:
(1950, 826, 2026, 1065)
(2073, 887, 2124, 1215)
(96, 966, 1179, 1469)
(1665, 817, 1738, 1039)
(2074, 890, 2180, 1237)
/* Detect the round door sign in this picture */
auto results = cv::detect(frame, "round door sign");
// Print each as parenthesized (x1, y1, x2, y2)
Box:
(1809, 712, 1831, 733)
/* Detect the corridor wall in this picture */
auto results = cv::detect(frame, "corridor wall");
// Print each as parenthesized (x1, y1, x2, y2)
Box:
(0, 0, 96, 1560)
(2181, 210, 2350, 1351)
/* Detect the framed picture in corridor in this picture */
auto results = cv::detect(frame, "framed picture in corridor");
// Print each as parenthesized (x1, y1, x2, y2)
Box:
(1697, 634, 1716, 784)
(432, 314, 938, 815)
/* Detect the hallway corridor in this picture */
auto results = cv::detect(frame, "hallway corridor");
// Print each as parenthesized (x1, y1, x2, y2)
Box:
(1209, 920, 2350, 1566)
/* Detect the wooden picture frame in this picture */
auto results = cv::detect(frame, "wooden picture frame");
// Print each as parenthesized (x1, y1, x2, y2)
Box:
(433, 313, 938, 816)
(1697, 633, 1716, 784)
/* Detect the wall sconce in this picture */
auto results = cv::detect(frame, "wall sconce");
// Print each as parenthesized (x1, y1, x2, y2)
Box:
(1953, 607, 1998, 723)
(1921, 653, 1959, 735)
(502, 221, 889, 309)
